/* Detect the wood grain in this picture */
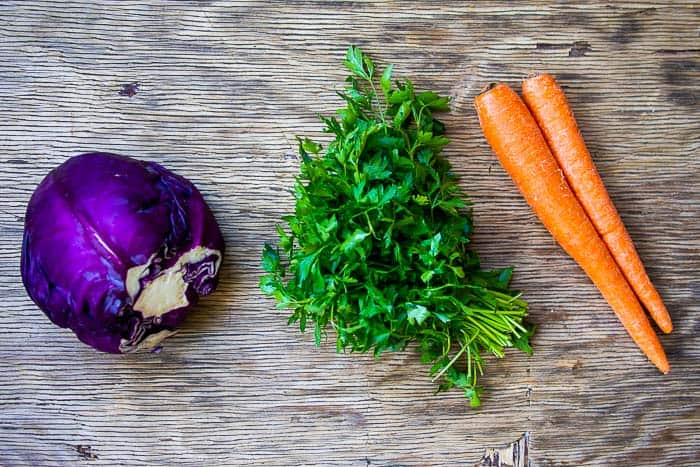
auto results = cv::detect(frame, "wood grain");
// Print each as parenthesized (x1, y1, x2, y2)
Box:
(1, 1, 699, 465)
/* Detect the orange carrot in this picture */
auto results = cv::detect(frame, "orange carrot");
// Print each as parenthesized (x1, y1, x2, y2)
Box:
(474, 83, 669, 374)
(521, 74, 672, 333)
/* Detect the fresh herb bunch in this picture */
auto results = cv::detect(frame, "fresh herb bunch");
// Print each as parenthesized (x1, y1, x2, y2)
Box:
(261, 46, 533, 407)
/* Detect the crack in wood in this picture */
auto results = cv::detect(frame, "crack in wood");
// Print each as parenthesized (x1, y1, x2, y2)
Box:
(475, 432, 530, 467)
(534, 41, 591, 57)
(119, 82, 140, 97)
(75, 444, 98, 460)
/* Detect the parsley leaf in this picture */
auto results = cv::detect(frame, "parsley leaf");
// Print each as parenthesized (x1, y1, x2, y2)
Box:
(261, 46, 533, 407)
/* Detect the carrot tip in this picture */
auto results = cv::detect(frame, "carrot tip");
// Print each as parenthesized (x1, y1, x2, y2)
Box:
(478, 82, 500, 95)
(524, 72, 554, 82)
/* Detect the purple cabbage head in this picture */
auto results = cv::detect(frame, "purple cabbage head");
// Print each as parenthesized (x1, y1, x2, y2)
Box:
(21, 152, 225, 353)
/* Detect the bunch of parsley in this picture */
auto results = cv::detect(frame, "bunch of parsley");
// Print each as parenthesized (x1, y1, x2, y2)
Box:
(261, 46, 533, 407)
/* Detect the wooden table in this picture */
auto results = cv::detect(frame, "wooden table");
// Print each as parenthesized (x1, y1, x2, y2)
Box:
(2, 2, 698, 465)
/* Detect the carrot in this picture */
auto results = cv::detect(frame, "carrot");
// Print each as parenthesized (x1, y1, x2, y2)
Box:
(474, 83, 669, 374)
(521, 74, 672, 334)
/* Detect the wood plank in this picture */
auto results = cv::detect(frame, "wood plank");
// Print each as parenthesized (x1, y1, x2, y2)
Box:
(1, 1, 698, 465)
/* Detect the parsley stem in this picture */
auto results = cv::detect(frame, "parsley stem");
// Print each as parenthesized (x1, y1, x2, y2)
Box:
(431, 342, 467, 383)
(431, 330, 479, 384)
(364, 211, 376, 237)
(367, 79, 386, 126)
(467, 342, 472, 380)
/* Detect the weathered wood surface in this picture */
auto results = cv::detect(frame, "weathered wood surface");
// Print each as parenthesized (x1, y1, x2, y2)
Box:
(1, 1, 698, 465)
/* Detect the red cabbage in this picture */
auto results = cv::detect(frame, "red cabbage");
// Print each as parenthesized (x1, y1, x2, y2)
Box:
(21, 152, 224, 353)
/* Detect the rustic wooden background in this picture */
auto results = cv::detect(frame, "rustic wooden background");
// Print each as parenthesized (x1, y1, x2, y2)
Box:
(1, 1, 698, 465)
